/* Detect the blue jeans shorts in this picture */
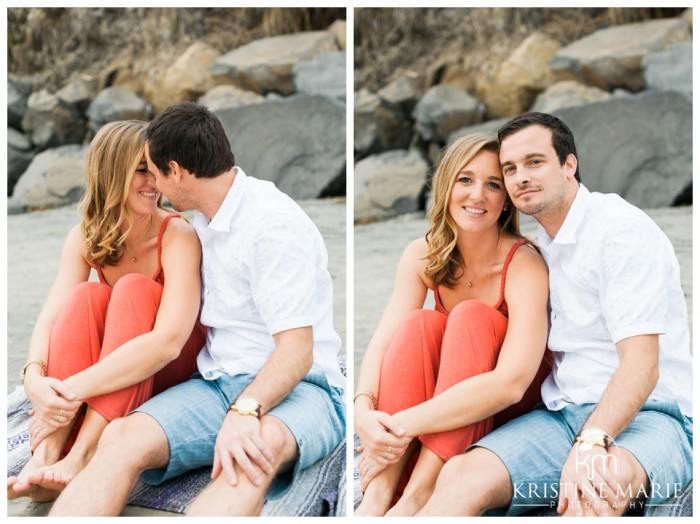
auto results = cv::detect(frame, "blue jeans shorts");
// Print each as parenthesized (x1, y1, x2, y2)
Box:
(472, 400, 693, 515)
(134, 371, 345, 499)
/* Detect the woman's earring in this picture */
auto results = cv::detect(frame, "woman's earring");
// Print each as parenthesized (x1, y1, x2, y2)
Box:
(503, 206, 508, 211)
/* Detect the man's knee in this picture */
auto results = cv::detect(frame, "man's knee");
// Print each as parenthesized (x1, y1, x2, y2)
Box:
(97, 413, 168, 470)
(435, 448, 512, 513)
(260, 416, 297, 466)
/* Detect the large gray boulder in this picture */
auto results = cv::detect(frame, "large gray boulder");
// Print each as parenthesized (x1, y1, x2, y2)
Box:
(554, 90, 691, 208)
(8, 128, 35, 197)
(211, 31, 338, 95)
(412, 84, 483, 143)
(354, 89, 413, 159)
(198, 85, 264, 112)
(22, 89, 87, 150)
(8, 79, 28, 131)
(377, 74, 424, 116)
(149, 41, 222, 113)
(56, 77, 98, 116)
(531, 80, 611, 113)
(8, 144, 88, 213)
(550, 16, 691, 91)
(642, 42, 692, 102)
(86, 87, 152, 133)
(215, 94, 345, 199)
(355, 149, 429, 223)
(485, 32, 561, 117)
(293, 51, 346, 103)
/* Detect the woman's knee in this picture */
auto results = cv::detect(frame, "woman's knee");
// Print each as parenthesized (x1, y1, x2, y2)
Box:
(397, 310, 446, 341)
(449, 300, 494, 324)
(70, 281, 111, 304)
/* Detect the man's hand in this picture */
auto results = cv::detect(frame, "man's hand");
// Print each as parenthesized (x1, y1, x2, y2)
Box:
(212, 412, 276, 487)
(557, 443, 622, 516)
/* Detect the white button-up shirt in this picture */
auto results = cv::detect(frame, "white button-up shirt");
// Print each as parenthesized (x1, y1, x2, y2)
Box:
(539, 185, 692, 417)
(193, 168, 345, 390)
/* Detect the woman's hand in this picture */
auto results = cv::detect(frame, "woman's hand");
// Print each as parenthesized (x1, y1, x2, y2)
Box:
(355, 408, 412, 465)
(24, 376, 82, 432)
(357, 449, 388, 491)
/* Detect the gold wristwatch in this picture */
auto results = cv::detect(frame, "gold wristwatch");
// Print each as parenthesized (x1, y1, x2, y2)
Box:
(229, 396, 262, 418)
(575, 426, 611, 451)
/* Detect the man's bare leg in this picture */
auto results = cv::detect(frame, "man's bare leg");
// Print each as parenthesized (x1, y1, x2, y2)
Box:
(417, 447, 512, 516)
(186, 415, 298, 516)
(49, 412, 169, 516)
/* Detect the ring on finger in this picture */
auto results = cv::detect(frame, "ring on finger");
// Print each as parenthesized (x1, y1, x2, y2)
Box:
(388, 445, 394, 454)
(59, 409, 65, 418)
(384, 451, 389, 459)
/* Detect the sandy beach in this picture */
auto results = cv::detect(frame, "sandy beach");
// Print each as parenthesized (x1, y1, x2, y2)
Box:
(6, 197, 346, 517)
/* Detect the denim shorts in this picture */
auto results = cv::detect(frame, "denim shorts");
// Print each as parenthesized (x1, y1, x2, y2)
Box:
(472, 401, 693, 515)
(134, 371, 345, 499)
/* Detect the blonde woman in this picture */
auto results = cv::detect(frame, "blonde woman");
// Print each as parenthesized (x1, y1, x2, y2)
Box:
(8, 120, 205, 502)
(354, 133, 552, 516)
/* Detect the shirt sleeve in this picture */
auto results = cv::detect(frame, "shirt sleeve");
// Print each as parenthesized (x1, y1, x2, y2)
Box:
(248, 212, 325, 335)
(599, 211, 670, 344)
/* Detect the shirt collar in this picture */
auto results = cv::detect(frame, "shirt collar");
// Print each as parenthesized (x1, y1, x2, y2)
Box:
(194, 167, 247, 233)
(536, 184, 591, 248)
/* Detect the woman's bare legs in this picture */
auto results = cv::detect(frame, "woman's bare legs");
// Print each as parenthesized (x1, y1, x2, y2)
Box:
(385, 446, 444, 516)
(354, 439, 419, 516)
(28, 407, 109, 494)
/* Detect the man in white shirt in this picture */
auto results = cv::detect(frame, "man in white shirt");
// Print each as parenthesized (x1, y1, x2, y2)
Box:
(50, 102, 345, 516)
(418, 112, 692, 516)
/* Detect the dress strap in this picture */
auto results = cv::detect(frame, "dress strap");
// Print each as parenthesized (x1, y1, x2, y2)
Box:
(494, 239, 528, 314)
(153, 213, 181, 282)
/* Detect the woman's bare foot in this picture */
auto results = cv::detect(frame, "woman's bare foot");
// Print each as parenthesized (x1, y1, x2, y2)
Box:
(385, 484, 433, 516)
(354, 490, 393, 516)
(7, 454, 60, 502)
(27, 452, 90, 495)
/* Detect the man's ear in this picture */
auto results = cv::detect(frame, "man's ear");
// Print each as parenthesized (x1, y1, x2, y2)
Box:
(564, 153, 577, 180)
(168, 160, 183, 181)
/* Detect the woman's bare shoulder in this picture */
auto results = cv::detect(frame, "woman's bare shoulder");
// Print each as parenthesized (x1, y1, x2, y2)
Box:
(404, 236, 429, 258)
(507, 241, 548, 282)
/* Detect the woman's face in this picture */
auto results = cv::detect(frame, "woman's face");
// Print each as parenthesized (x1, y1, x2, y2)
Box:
(125, 155, 160, 216)
(447, 149, 507, 235)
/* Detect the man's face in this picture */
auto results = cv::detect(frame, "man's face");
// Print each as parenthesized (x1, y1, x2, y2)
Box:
(499, 125, 575, 218)
(145, 143, 188, 211)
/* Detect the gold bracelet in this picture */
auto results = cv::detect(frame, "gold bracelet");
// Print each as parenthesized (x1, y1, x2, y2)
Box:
(353, 391, 378, 410)
(21, 360, 47, 385)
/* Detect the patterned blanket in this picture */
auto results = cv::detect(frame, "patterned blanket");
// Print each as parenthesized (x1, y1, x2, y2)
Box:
(8, 378, 346, 516)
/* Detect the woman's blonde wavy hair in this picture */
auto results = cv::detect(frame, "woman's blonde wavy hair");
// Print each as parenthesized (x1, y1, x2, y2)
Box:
(79, 120, 163, 267)
(424, 132, 527, 288)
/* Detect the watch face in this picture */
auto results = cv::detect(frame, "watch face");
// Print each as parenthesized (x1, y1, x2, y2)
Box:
(237, 397, 259, 411)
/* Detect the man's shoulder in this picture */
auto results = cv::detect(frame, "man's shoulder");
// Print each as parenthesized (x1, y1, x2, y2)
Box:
(586, 191, 659, 235)
(240, 176, 318, 234)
